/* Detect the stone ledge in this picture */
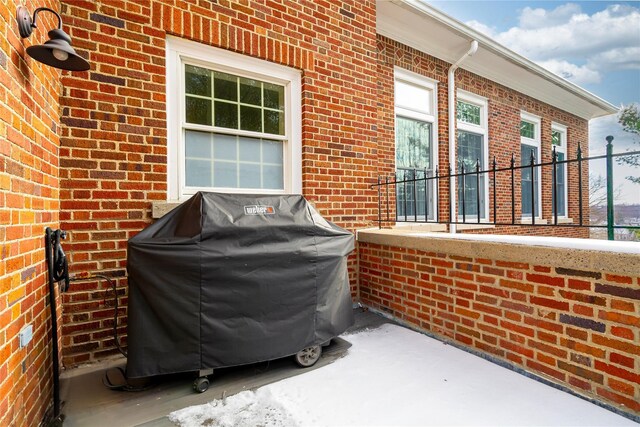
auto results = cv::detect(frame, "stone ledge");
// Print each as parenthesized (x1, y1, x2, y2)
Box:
(357, 229, 640, 276)
(152, 201, 182, 219)
(393, 223, 447, 232)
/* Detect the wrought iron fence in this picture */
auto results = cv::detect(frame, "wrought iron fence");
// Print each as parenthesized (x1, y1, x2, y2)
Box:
(372, 137, 640, 240)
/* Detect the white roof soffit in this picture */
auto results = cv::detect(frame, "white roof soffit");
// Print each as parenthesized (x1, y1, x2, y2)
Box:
(377, 0, 618, 120)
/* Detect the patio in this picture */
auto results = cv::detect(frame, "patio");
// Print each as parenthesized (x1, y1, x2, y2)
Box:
(59, 309, 383, 426)
(60, 308, 636, 426)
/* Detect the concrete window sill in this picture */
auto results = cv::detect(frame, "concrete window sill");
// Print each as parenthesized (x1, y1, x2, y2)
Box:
(553, 217, 574, 224)
(152, 201, 182, 219)
(520, 217, 548, 225)
(456, 223, 496, 231)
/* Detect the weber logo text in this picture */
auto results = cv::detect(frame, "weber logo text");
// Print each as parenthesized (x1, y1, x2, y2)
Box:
(244, 205, 276, 215)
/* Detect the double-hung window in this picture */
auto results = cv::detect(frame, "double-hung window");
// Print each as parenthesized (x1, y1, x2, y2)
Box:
(520, 112, 541, 218)
(166, 36, 301, 200)
(551, 123, 568, 218)
(394, 68, 438, 221)
(457, 91, 488, 221)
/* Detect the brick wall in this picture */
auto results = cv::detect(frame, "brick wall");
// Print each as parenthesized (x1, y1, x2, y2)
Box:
(358, 233, 639, 418)
(0, 0, 64, 425)
(57, 0, 597, 369)
(376, 36, 590, 237)
(58, 0, 379, 366)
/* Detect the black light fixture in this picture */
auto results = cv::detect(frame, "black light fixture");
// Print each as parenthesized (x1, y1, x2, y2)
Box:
(16, 5, 90, 71)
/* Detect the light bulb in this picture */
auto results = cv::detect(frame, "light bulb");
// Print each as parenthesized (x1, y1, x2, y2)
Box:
(52, 48, 69, 62)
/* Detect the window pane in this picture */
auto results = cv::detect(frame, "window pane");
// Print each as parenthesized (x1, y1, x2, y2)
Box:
(181, 62, 289, 193)
(213, 134, 236, 161)
(521, 144, 537, 165)
(395, 115, 435, 222)
(553, 152, 566, 216)
(520, 120, 535, 138)
(185, 134, 284, 190)
(457, 101, 481, 125)
(240, 78, 262, 106)
(457, 131, 485, 219)
(189, 68, 286, 138)
(264, 83, 284, 110)
(396, 169, 433, 220)
(552, 130, 562, 146)
(395, 80, 431, 114)
(186, 97, 212, 125)
(556, 152, 565, 179)
(185, 159, 212, 187)
(395, 116, 431, 169)
(239, 137, 260, 162)
(185, 130, 212, 158)
(239, 163, 261, 188)
(214, 101, 238, 129)
(457, 131, 484, 171)
(263, 165, 283, 189)
(240, 105, 262, 132)
(214, 72, 237, 101)
(264, 110, 284, 135)
(263, 140, 283, 164)
(213, 161, 237, 187)
(185, 65, 211, 96)
(459, 174, 483, 217)
(521, 144, 539, 217)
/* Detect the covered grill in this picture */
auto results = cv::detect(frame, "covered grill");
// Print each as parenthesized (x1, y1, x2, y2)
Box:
(126, 192, 354, 379)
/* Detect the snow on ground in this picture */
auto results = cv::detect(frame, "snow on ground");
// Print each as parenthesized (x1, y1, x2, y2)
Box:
(169, 324, 636, 427)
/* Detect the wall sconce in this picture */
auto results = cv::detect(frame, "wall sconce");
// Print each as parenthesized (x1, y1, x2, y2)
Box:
(16, 5, 90, 71)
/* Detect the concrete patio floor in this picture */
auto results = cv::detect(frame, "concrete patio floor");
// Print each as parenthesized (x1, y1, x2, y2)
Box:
(60, 309, 635, 426)
(60, 308, 390, 426)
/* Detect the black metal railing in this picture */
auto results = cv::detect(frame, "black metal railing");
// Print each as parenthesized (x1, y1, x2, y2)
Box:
(373, 137, 640, 240)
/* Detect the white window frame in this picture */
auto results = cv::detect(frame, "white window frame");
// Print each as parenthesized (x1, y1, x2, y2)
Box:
(457, 90, 489, 221)
(394, 67, 438, 222)
(520, 111, 542, 219)
(166, 36, 302, 201)
(551, 122, 568, 218)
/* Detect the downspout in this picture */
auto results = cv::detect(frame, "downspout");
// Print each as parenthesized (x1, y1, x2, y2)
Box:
(448, 40, 478, 234)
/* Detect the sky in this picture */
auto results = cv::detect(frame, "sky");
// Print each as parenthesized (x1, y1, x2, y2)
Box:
(428, 0, 640, 204)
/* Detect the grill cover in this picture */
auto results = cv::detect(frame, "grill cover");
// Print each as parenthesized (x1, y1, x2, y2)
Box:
(126, 192, 354, 378)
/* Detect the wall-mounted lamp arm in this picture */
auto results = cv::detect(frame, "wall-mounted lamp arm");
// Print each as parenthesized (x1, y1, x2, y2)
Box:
(30, 7, 64, 31)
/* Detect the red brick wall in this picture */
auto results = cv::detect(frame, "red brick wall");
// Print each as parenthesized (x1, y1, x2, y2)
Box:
(359, 239, 640, 417)
(376, 36, 589, 237)
(58, 0, 379, 366)
(0, 1, 64, 425)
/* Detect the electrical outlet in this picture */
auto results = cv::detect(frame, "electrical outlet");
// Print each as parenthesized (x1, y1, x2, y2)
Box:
(19, 325, 33, 348)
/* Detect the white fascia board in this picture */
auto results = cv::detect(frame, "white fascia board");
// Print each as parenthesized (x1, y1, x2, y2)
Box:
(377, 0, 618, 120)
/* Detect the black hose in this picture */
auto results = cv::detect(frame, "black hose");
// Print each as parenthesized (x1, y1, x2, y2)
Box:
(70, 274, 151, 392)
(44, 227, 64, 423)
(69, 274, 127, 358)
(51, 231, 69, 291)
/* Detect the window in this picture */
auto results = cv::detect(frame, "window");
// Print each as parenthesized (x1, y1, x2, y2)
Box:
(457, 91, 488, 220)
(551, 123, 568, 217)
(520, 112, 541, 218)
(394, 68, 438, 221)
(166, 36, 301, 200)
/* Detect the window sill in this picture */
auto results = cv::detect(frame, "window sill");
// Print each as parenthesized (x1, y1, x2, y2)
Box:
(456, 223, 496, 231)
(520, 217, 548, 225)
(553, 217, 574, 224)
(152, 201, 182, 219)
